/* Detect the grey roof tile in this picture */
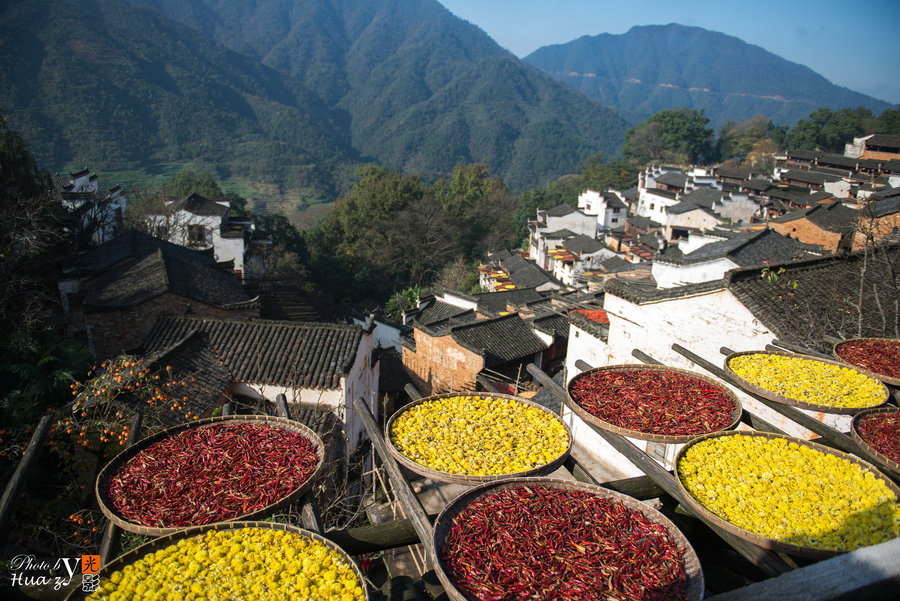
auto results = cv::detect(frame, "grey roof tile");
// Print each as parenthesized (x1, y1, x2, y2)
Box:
(449, 314, 548, 367)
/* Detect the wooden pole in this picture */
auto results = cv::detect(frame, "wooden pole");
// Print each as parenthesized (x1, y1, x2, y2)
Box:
(0, 414, 53, 542)
(99, 410, 143, 563)
(353, 396, 434, 566)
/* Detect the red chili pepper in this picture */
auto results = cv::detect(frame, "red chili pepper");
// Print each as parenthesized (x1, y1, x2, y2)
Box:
(856, 408, 900, 463)
(569, 368, 735, 436)
(836, 339, 900, 379)
(107, 423, 318, 527)
(440, 485, 689, 601)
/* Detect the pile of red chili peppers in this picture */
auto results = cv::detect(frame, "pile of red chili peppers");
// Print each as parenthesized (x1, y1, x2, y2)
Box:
(856, 409, 900, 464)
(107, 422, 319, 527)
(568, 368, 735, 436)
(835, 339, 900, 379)
(440, 485, 689, 601)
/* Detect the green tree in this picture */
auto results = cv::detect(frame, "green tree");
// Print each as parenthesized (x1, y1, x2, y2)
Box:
(876, 108, 900, 136)
(624, 108, 715, 164)
(578, 154, 640, 193)
(164, 169, 225, 198)
(784, 107, 874, 152)
(717, 116, 786, 161)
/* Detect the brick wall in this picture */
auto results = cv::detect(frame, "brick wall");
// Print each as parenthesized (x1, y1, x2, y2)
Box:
(86, 293, 258, 360)
(769, 220, 843, 251)
(401, 327, 483, 395)
(852, 213, 900, 250)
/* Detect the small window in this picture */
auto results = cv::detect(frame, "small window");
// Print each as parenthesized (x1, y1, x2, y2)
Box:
(649, 203, 655, 211)
(612, 207, 620, 214)
(188, 224, 206, 243)
(611, 218, 618, 224)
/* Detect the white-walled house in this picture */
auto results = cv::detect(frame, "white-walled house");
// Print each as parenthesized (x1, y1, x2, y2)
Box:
(528, 205, 597, 267)
(577, 189, 628, 230)
(140, 315, 380, 452)
(146, 193, 254, 277)
(54, 169, 127, 246)
(562, 249, 893, 476)
(651, 229, 815, 288)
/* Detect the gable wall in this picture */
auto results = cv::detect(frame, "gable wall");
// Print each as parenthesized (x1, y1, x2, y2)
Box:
(402, 328, 483, 395)
(769, 219, 844, 251)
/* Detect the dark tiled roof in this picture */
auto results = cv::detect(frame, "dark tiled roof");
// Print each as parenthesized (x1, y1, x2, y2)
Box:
(489, 249, 513, 262)
(450, 314, 548, 367)
(727, 247, 900, 352)
(530, 312, 570, 337)
(475, 288, 547, 316)
(645, 187, 678, 200)
(621, 186, 639, 200)
(781, 170, 840, 186)
(597, 256, 633, 273)
(744, 178, 773, 192)
(654, 230, 812, 268)
(774, 202, 858, 233)
(73, 230, 218, 274)
(82, 248, 251, 309)
(564, 235, 604, 255)
(567, 309, 609, 340)
(680, 187, 723, 209)
(628, 216, 662, 229)
(882, 160, 900, 173)
(864, 195, 900, 218)
(666, 201, 717, 216)
(603, 192, 627, 209)
(868, 187, 900, 202)
(507, 263, 561, 289)
(654, 171, 688, 188)
(500, 253, 529, 271)
(143, 331, 233, 428)
(140, 315, 364, 389)
(816, 154, 858, 169)
(545, 228, 577, 240)
(416, 300, 472, 326)
(716, 166, 751, 180)
(603, 278, 727, 305)
(866, 134, 900, 150)
(545, 204, 577, 217)
(166, 193, 229, 217)
(787, 149, 821, 161)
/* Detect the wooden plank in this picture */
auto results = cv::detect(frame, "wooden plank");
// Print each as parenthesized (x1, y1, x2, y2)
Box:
(704, 537, 900, 601)
(404, 383, 425, 402)
(354, 396, 435, 566)
(631, 349, 663, 365)
(275, 394, 291, 419)
(0, 414, 53, 542)
(526, 363, 793, 577)
(221, 402, 232, 417)
(323, 513, 439, 555)
(768, 339, 833, 360)
(300, 495, 324, 534)
(99, 410, 144, 563)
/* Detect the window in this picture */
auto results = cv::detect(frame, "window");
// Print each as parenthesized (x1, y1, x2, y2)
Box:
(612, 207, 620, 214)
(649, 203, 655, 211)
(188, 224, 206, 243)
(611, 218, 618, 224)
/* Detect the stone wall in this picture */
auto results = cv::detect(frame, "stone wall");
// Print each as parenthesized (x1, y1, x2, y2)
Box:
(402, 328, 483, 395)
(770, 219, 843, 251)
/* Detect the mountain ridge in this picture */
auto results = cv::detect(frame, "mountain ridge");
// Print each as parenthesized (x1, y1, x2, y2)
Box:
(524, 23, 893, 128)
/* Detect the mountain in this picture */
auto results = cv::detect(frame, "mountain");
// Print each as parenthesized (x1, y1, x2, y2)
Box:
(524, 24, 894, 129)
(0, 0, 359, 207)
(0, 0, 628, 211)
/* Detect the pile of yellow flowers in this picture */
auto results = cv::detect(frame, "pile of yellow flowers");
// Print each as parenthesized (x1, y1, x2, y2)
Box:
(728, 353, 884, 408)
(389, 395, 569, 476)
(88, 527, 366, 600)
(678, 434, 900, 551)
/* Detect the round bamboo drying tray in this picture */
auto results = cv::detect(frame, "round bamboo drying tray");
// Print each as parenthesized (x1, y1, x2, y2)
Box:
(674, 430, 900, 559)
(566, 364, 743, 444)
(851, 406, 900, 480)
(96, 415, 325, 536)
(385, 393, 572, 486)
(724, 350, 889, 415)
(833, 337, 900, 387)
(432, 477, 704, 601)
(64, 521, 368, 600)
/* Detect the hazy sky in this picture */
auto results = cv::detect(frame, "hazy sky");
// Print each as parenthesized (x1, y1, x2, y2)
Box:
(437, 0, 900, 106)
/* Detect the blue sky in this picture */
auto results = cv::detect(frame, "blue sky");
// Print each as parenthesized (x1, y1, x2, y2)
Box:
(437, 0, 900, 105)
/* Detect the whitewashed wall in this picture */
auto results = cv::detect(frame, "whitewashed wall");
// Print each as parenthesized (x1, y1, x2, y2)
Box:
(651, 258, 737, 288)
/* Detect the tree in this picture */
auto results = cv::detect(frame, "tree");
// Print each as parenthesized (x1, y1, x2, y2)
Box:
(876, 108, 900, 136)
(163, 169, 224, 198)
(784, 107, 874, 152)
(624, 108, 715, 165)
(717, 116, 786, 161)
(578, 154, 640, 193)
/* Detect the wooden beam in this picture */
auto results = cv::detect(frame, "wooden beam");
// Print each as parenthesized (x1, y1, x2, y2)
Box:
(275, 394, 291, 419)
(354, 396, 434, 566)
(526, 363, 793, 577)
(404, 383, 424, 402)
(704, 537, 900, 601)
(631, 349, 663, 365)
(99, 411, 143, 563)
(221, 402, 232, 417)
(322, 513, 439, 555)
(0, 415, 53, 542)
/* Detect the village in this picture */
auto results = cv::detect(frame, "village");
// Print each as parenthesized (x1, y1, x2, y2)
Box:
(5, 131, 900, 600)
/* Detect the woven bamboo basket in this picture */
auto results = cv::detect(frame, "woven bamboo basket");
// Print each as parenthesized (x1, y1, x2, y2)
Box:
(724, 350, 889, 415)
(64, 521, 368, 600)
(674, 430, 900, 559)
(96, 415, 325, 536)
(432, 477, 704, 601)
(566, 364, 743, 444)
(851, 406, 900, 480)
(385, 393, 572, 486)
(833, 337, 900, 387)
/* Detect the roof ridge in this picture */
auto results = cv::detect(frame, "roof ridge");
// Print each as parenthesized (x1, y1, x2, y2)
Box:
(156, 313, 362, 331)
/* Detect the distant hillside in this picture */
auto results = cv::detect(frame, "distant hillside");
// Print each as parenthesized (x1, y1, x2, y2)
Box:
(0, 0, 359, 206)
(127, 0, 628, 191)
(1, 0, 628, 212)
(525, 24, 894, 129)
